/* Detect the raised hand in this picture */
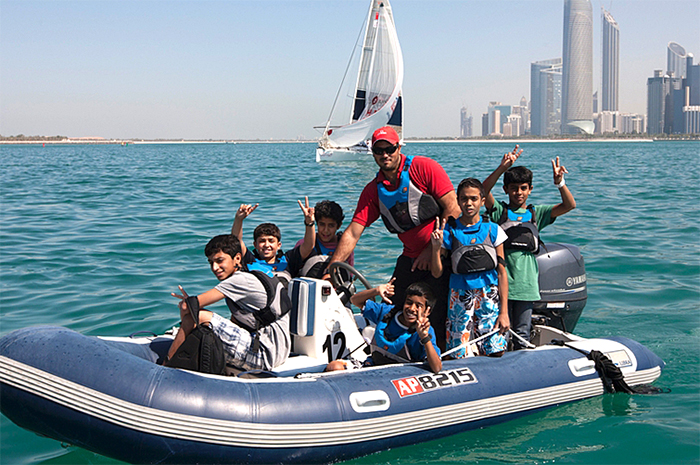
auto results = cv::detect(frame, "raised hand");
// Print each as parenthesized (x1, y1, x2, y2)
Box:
(298, 196, 315, 224)
(377, 277, 396, 304)
(171, 284, 189, 301)
(235, 203, 259, 221)
(415, 306, 431, 339)
(551, 156, 569, 184)
(500, 145, 523, 170)
(430, 216, 445, 250)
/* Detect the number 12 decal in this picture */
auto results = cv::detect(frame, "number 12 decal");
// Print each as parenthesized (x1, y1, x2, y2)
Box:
(323, 332, 347, 363)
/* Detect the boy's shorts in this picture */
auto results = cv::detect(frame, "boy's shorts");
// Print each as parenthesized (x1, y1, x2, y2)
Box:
(209, 313, 265, 371)
(447, 285, 507, 357)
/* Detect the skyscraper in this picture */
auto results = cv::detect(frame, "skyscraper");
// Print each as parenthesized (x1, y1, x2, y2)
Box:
(667, 42, 687, 78)
(561, 0, 594, 134)
(601, 8, 619, 112)
(647, 69, 681, 134)
(685, 54, 699, 106)
(460, 107, 473, 138)
(513, 97, 529, 135)
(531, 58, 562, 136)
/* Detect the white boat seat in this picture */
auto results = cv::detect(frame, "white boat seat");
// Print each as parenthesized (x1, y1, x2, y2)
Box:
(287, 277, 369, 364)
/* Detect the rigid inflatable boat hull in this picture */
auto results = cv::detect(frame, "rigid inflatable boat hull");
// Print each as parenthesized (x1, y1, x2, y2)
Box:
(0, 326, 663, 464)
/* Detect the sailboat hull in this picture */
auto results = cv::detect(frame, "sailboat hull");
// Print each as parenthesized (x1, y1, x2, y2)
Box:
(316, 145, 372, 162)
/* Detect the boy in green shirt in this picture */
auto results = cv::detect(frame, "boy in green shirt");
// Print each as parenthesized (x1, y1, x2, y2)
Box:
(483, 146, 576, 349)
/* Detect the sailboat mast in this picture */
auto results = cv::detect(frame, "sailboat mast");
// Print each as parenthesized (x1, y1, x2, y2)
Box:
(320, 3, 372, 141)
(350, 0, 379, 124)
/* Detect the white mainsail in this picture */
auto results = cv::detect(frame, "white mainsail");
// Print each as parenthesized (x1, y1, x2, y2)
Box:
(317, 0, 403, 160)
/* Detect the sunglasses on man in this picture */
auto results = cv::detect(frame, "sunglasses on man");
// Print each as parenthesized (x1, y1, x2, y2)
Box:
(371, 144, 399, 156)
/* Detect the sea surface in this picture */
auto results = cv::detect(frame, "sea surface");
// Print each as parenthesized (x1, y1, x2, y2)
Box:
(0, 141, 698, 464)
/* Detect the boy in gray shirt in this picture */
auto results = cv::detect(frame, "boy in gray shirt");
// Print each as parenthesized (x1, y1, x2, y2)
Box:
(167, 234, 290, 371)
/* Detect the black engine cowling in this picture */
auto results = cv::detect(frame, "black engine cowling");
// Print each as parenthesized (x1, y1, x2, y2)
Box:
(534, 243, 587, 332)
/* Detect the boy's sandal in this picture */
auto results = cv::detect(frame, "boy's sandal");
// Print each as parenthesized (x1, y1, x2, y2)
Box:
(185, 296, 200, 326)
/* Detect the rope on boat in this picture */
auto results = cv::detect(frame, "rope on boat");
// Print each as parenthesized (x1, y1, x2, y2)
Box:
(440, 328, 536, 359)
(508, 329, 537, 349)
(550, 340, 667, 394)
(440, 329, 498, 359)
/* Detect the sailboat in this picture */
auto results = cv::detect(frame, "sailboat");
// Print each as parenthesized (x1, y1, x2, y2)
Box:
(316, 0, 404, 163)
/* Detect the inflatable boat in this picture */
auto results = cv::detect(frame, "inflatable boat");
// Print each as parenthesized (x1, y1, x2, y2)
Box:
(0, 246, 663, 464)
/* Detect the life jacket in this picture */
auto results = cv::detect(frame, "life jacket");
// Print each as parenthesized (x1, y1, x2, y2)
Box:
(496, 204, 540, 253)
(370, 318, 413, 364)
(448, 217, 499, 275)
(247, 252, 292, 282)
(300, 237, 336, 278)
(228, 270, 292, 337)
(377, 155, 441, 234)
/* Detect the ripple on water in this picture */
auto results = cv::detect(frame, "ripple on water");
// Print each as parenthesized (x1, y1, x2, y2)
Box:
(1, 142, 698, 465)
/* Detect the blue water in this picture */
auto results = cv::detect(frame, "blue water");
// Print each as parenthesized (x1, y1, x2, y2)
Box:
(1, 141, 698, 464)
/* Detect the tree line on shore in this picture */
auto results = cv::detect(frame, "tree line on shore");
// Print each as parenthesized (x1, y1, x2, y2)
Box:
(1, 134, 67, 141)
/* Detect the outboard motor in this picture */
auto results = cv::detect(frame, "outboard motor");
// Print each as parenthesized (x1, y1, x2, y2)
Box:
(534, 243, 587, 332)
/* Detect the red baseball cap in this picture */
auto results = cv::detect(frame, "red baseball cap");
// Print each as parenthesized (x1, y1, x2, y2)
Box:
(371, 126, 400, 145)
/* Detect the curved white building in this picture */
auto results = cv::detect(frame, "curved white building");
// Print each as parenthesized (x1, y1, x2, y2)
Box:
(561, 0, 594, 134)
(667, 42, 687, 79)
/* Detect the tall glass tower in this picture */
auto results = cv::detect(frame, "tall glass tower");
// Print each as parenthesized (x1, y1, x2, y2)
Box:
(561, 0, 594, 134)
(667, 42, 687, 78)
(601, 8, 619, 112)
(531, 58, 563, 136)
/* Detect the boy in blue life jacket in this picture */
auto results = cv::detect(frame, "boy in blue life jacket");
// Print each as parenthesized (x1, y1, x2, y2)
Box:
(482, 146, 576, 349)
(231, 198, 316, 281)
(431, 178, 510, 358)
(326, 279, 442, 373)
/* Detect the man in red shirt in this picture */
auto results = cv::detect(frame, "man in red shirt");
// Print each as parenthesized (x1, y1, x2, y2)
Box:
(327, 126, 460, 350)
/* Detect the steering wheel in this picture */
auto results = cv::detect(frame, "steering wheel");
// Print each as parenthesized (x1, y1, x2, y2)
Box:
(328, 262, 372, 305)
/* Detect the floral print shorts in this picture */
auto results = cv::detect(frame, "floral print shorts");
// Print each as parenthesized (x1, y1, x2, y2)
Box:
(446, 285, 506, 358)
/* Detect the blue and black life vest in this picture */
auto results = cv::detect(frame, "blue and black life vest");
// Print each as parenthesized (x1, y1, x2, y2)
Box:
(377, 155, 441, 234)
(370, 317, 413, 364)
(247, 252, 291, 282)
(496, 204, 540, 253)
(448, 217, 499, 275)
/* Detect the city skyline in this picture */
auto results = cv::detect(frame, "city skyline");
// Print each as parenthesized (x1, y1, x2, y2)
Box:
(1, 0, 698, 140)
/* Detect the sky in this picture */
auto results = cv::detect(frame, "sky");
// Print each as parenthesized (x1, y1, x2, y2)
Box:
(1, 0, 698, 140)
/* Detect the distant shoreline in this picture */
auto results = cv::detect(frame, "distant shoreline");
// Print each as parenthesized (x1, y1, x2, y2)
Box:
(1, 137, 698, 146)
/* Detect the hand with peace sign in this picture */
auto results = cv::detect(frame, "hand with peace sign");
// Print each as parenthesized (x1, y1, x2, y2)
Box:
(297, 196, 315, 226)
(415, 305, 432, 340)
(231, 203, 259, 256)
(415, 304, 443, 373)
(297, 196, 317, 261)
(235, 203, 259, 222)
(500, 144, 523, 171)
(430, 217, 447, 279)
(550, 156, 576, 219)
(171, 284, 189, 302)
(551, 156, 569, 185)
(430, 216, 446, 251)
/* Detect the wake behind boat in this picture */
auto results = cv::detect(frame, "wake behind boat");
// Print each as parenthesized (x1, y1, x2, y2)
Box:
(0, 246, 664, 464)
(316, 0, 404, 162)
